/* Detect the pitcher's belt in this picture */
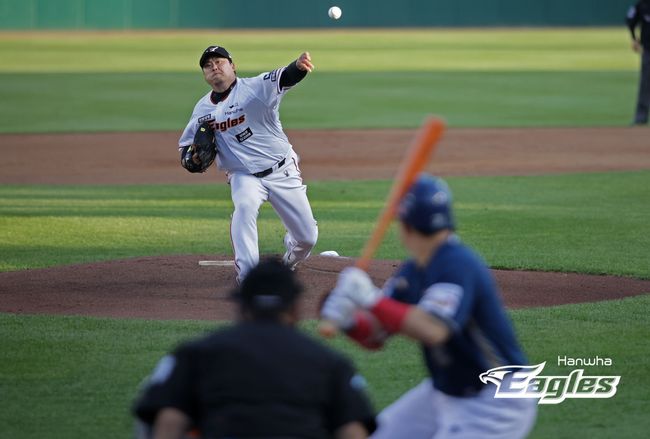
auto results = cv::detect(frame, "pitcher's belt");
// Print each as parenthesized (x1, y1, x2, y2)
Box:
(252, 158, 286, 178)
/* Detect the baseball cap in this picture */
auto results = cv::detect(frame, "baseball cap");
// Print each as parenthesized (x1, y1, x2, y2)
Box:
(199, 45, 233, 68)
(233, 258, 303, 315)
(398, 173, 455, 235)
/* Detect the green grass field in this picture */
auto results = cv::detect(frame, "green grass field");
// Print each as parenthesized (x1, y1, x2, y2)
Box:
(1, 172, 649, 277)
(0, 29, 635, 73)
(1, 296, 648, 438)
(1, 29, 649, 438)
(0, 28, 640, 132)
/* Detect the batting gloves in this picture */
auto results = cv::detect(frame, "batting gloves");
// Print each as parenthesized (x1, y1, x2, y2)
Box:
(328, 267, 412, 336)
(333, 267, 383, 309)
(320, 267, 381, 330)
(320, 293, 357, 330)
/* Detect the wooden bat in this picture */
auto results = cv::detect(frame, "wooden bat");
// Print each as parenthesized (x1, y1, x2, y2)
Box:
(319, 116, 446, 337)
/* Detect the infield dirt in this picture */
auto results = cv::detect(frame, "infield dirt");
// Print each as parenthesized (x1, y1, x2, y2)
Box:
(1, 127, 649, 184)
(1, 127, 649, 320)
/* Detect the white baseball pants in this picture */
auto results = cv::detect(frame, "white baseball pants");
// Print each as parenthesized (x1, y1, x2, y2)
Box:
(371, 379, 537, 439)
(228, 151, 318, 283)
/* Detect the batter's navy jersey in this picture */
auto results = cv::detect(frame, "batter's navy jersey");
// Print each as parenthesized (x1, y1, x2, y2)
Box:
(384, 235, 527, 397)
(179, 67, 294, 175)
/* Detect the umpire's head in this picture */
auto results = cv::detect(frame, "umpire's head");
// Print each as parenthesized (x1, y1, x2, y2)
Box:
(233, 258, 303, 322)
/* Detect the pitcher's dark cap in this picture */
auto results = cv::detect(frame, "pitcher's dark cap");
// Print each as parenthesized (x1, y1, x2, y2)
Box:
(199, 46, 232, 68)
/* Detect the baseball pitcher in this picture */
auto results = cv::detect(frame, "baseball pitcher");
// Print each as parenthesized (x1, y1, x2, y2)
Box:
(179, 46, 318, 283)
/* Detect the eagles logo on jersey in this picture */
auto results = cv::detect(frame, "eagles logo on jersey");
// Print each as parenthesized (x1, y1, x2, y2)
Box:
(213, 114, 246, 132)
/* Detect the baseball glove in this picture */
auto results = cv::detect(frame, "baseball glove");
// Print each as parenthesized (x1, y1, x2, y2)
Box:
(182, 122, 217, 173)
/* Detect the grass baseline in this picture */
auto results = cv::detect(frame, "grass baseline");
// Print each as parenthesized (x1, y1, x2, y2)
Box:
(0, 70, 636, 133)
(1, 172, 648, 278)
(0, 27, 640, 133)
(0, 295, 648, 438)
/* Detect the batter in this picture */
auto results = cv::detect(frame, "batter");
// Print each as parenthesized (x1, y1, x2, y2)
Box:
(179, 46, 318, 283)
(321, 174, 537, 438)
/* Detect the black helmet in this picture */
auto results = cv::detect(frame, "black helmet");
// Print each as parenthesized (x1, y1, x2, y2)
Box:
(398, 173, 455, 235)
(234, 258, 302, 317)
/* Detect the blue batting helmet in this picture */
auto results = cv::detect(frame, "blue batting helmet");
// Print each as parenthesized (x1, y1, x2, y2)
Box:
(397, 174, 455, 235)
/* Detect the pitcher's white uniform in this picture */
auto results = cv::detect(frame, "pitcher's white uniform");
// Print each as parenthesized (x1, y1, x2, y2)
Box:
(179, 66, 318, 282)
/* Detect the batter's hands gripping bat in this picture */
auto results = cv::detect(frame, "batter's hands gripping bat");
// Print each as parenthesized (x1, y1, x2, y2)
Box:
(319, 116, 446, 337)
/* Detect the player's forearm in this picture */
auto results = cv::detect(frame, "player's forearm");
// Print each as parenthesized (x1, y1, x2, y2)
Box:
(400, 306, 450, 346)
(369, 298, 450, 345)
(345, 311, 386, 350)
(279, 61, 308, 89)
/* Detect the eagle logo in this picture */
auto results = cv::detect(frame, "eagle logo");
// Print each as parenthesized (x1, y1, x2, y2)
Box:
(479, 363, 546, 394)
(479, 362, 621, 404)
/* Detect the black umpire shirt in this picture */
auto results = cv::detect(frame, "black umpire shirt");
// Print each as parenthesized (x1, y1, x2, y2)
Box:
(134, 321, 376, 438)
(627, 1, 650, 47)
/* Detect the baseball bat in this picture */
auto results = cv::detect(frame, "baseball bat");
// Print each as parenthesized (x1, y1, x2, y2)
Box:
(319, 116, 446, 337)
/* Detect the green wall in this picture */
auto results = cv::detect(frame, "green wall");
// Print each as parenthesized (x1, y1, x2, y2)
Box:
(0, 0, 633, 29)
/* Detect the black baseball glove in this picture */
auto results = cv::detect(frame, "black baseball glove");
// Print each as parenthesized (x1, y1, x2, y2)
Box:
(181, 122, 217, 173)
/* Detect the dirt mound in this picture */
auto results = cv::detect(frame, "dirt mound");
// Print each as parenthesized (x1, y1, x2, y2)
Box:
(1, 127, 648, 185)
(1, 126, 648, 319)
(1, 255, 647, 320)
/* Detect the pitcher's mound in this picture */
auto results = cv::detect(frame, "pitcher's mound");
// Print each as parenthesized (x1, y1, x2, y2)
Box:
(1, 255, 648, 320)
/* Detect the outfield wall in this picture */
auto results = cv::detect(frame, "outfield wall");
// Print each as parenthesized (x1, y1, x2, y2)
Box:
(0, 0, 631, 29)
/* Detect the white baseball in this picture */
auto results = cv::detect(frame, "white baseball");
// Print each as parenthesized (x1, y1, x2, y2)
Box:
(328, 6, 342, 20)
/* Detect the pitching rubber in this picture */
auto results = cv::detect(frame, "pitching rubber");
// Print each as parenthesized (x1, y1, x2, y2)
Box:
(198, 260, 236, 267)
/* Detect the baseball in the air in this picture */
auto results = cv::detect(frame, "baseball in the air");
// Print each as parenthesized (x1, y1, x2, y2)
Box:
(328, 6, 342, 20)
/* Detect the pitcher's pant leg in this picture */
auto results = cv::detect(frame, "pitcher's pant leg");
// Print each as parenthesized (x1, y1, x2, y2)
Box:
(229, 173, 268, 283)
(265, 156, 318, 269)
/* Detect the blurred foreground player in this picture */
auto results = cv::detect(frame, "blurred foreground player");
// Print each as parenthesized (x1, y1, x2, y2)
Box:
(321, 174, 537, 438)
(134, 259, 376, 439)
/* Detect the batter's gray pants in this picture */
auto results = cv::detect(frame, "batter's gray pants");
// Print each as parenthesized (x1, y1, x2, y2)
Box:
(634, 48, 650, 124)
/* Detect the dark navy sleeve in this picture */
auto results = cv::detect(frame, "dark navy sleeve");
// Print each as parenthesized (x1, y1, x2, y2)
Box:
(279, 61, 308, 89)
(382, 262, 419, 304)
(417, 266, 476, 333)
(627, 3, 640, 39)
(133, 346, 197, 425)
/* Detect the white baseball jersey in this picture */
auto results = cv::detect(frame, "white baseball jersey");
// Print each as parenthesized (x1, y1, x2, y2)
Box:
(179, 67, 293, 174)
(179, 65, 318, 283)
